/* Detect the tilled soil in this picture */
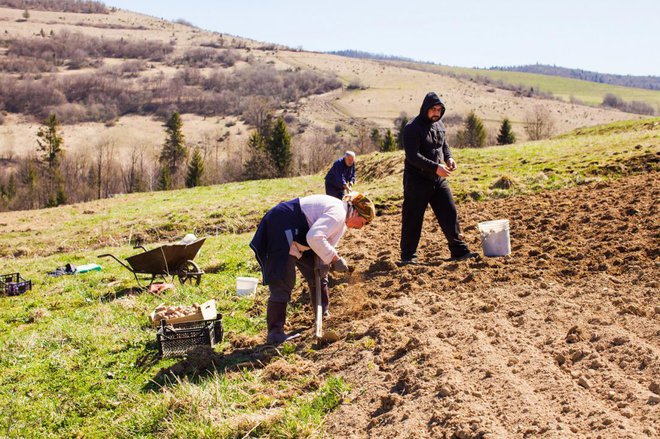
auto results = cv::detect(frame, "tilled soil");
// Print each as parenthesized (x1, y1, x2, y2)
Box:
(288, 172, 659, 438)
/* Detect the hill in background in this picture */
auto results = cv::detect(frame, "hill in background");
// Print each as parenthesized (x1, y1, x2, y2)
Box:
(490, 63, 660, 91)
(0, 1, 655, 212)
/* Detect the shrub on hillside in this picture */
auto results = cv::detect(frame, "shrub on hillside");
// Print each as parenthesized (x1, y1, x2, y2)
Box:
(0, 63, 341, 123)
(173, 48, 241, 68)
(0, 0, 108, 14)
(8, 31, 174, 64)
(100, 60, 148, 78)
(0, 56, 57, 73)
(602, 93, 655, 115)
(0, 76, 66, 114)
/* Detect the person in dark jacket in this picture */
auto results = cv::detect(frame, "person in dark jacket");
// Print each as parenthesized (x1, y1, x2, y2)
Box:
(399, 92, 477, 265)
(324, 151, 356, 199)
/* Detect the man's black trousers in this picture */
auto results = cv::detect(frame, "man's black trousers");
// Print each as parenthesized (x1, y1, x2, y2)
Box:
(400, 172, 470, 260)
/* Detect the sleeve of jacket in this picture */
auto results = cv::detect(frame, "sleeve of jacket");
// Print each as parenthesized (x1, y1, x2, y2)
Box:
(325, 161, 344, 188)
(404, 124, 438, 174)
(349, 165, 355, 185)
(306, 213, 343, 264)
(442, 137, 452, 162)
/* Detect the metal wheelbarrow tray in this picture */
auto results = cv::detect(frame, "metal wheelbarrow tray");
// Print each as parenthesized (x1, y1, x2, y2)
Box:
(99, 238, 206, 287)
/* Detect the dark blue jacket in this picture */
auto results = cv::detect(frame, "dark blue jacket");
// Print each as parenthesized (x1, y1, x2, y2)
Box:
(403, 92, 453, 181)
(249, 198, 310, 285)
(324, 157, 355, 192)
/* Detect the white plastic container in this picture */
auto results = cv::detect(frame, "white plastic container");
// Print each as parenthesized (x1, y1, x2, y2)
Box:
(478, 219, 511, 257)
(236, 277, 259, 296)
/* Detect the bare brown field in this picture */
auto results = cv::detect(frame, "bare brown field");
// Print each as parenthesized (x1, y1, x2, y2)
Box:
(277, 171, 660, 438)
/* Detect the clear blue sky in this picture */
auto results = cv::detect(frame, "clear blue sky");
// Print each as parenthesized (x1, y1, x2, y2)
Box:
(104, 0, 659, 76)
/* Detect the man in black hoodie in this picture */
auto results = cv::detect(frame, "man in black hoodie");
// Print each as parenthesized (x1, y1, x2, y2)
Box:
(399, 92, 477, 264)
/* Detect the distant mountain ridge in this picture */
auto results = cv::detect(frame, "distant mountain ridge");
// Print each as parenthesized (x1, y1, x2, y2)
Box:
(489, 64, 660, 91)
(331, 50, 659, 92)
(328, 49, 420, 63)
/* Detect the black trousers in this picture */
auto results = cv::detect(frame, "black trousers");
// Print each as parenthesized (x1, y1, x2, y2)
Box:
(400, 172, 470, 259)
(324, 181, 344, 200)
(268, 251, 328, 305)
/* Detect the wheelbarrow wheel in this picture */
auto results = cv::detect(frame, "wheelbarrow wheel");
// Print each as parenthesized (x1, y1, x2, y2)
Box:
(177, 260, 202, 286)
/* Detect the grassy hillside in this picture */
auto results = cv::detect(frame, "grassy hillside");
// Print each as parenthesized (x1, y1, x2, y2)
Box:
(398, 63, 660, 109)
(0, 118, 658, 437)
(0, 4, 643, 168)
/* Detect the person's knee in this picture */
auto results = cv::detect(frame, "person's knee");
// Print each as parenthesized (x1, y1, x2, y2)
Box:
(268, 284, 292, 303)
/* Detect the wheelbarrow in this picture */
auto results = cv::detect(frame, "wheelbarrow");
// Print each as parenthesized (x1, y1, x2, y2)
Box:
(99, 238, 206, 287)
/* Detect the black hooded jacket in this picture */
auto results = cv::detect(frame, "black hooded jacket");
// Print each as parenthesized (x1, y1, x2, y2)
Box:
(403, 92, 452, 181)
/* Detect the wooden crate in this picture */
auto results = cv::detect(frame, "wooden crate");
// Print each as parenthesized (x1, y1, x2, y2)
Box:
(149, 299, 217, 327)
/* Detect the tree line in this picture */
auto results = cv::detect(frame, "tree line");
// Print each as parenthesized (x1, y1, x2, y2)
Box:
(0, 107, 385, 211)
(0, 103, 557, 211)
(370, 106, 553, 152)
(0, 0, 108, 14)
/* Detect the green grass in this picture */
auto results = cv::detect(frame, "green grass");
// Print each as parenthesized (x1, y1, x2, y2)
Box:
(0, 117, 658, 437)
(0, 235, 345, 438)
(396, 63, 660, 108)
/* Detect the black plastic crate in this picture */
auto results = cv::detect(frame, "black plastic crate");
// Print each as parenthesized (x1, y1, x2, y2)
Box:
(1, 273, 32, 297)
(157, 316, 223, 358)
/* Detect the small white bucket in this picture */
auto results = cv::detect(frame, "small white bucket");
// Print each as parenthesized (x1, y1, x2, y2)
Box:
(236, 277, 259, 296)
(478, 219, 511, 257)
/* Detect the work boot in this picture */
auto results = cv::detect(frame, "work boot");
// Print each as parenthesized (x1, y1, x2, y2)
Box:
(397, 256, 419, 266)
(309, 285, 330, 317)
(266, 300, 289, 344)
(450, 251, 479, 261)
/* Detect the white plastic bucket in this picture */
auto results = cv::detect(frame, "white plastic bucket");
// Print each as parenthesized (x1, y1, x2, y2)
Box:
(478, 219, 511, 257)
(236, 277, 259, 296)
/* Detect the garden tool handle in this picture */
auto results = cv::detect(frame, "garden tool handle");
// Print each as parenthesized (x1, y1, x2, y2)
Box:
(314, 256, 323, 338)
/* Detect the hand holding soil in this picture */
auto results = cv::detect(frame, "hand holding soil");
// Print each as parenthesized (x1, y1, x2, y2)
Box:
(436, 164, 452, 177)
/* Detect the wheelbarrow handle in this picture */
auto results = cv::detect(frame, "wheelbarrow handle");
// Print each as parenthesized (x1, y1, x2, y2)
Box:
(133, 245, 148, 252)
(98, 253, 132, 271)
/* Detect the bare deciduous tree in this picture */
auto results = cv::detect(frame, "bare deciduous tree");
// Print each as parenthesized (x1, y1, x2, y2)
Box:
(524, 106, 555, 141)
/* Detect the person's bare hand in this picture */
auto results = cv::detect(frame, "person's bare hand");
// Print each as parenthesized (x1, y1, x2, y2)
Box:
(436, 164, 452, 177)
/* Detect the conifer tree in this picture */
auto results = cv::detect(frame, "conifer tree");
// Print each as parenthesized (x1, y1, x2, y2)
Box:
(395, 114, 409, 149)
(457, 111, 487, 147)
(497, 118, 516, 145)
(6, 174, 16, 200)
(185, 148, 205, 188)
(159, 112, 188, 187)
(370, 128, 382, 150)
(243, 130, 277, 180)
(267, 117, 292, 177)
(37, 114, 64, 168)
(36, 114, 66, 206)
(381, 128, 397, 152)
(157, 166, 171, 191)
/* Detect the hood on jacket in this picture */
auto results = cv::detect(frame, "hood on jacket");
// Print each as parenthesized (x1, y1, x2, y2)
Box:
(419, 92, 446, 122)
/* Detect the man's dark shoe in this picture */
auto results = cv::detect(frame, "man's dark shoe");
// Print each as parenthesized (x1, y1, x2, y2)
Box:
(397, 257, 419, 266)
(450, 252, 479, 261)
